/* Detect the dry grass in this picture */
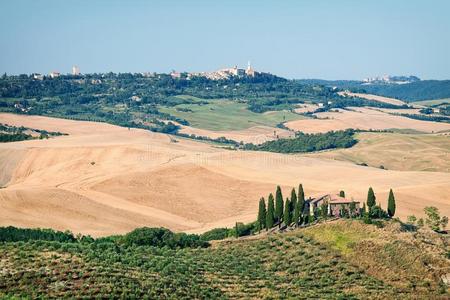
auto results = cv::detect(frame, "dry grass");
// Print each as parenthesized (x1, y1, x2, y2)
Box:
(311, 132, 450, 172)
(338, 91, 407, 106)
(303, 220, 450, 294)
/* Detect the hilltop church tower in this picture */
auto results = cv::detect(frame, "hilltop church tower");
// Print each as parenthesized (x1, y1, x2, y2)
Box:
(245, 61, 255, 77)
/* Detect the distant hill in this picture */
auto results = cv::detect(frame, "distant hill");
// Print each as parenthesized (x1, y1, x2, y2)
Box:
(297, 79, 450, 102)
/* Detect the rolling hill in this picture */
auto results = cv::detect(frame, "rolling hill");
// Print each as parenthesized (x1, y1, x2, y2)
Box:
(0, 113, 449, 237)
(0, 220, 448, 299)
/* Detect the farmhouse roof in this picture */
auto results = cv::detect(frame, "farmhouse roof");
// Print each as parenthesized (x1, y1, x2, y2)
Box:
(308, 193, 360, 205)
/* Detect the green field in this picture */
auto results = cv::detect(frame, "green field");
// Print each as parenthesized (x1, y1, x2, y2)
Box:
(412, 98, 450, 106)
(159, 99, 306, 131)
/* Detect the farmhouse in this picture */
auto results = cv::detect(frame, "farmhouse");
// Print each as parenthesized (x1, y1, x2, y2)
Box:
(305, 193, 360, 217)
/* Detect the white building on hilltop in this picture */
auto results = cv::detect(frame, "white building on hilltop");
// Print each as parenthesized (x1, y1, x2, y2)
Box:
(189, 62, 258, 80)
(72, 65, 80, 75)
(49, 71, 60, 78)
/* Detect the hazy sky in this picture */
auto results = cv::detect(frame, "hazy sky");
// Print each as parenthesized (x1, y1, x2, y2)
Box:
(1, 0, 449, 79)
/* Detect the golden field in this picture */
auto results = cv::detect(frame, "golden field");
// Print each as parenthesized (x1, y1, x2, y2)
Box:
(0, 113, 449, 236)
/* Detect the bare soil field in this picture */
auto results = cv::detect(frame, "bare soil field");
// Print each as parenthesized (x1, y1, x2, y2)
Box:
(285, 107, 450, 133)
(294, 103, 319, 113)
(338, 91, 407, 106)
(0, 113, 449, 236)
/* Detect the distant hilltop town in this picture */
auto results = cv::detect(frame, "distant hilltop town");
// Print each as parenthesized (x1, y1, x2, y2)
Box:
(29, 62, 267, 81)
(170, 62, 267, 80)
(32, 65, 81, 80)
(362, 75, 420, 85)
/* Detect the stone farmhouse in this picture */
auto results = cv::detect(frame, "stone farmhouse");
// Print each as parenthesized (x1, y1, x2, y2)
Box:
(305, 193, 360, 217)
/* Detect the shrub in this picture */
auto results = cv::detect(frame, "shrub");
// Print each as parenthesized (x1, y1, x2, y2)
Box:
(200, 228, 230, 241)
(123, 227, 208, 248)
(369, 205, 388, 219)
(424, 207, 448, 232)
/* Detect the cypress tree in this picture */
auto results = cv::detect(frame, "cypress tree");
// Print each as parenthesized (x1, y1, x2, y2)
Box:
(275, 186, 284, 226)
(362, 203, 367, 215)
(266, 194, 275, 229)
(258, 197, 267, 231)
(290, 188, 297, 214)
(284, 198, 291, 226)
(257, 198, 262, 227)
(293, 200, 300, 226)
(298, 184, 305, 213)
(387, 189, 396, 217)
(339, 190, 345, 198)
(367, 187, 376, 209)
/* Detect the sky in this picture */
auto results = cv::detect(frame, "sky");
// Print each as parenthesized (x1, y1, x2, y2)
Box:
(1, 0, 449, 80)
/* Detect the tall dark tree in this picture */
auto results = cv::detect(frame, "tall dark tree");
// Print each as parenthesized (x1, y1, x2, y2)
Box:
(387, 189, 396, 217)
(258, 197, 267, 231)
(275, 186, 284, 226)
(298, 183, 305, 214)
(293, 200, 300, 226)
(339, 190, 345, 198)
(284, 198, 292, 226)
(367, 187, 376, 209)
(266, 194, 275, 229)
(290, 188, 297, 214)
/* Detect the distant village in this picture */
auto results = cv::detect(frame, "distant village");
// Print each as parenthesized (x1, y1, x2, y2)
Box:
(181, 61, 258, 80)
(362, 75, 420, 85)
(29, 62, 265, 82)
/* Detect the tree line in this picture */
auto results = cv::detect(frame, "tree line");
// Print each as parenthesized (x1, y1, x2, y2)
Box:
(0, 226, 208, 249)
(244, 130, 357, 153)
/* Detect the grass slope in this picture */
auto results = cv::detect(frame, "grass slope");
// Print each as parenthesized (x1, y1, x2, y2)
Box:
(159, 99, 305, 131)
(0, 221, 448, 299)
(311, 132, 450, 172)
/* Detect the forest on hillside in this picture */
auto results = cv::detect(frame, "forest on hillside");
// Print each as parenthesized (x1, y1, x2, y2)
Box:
(0, 73, 407, 134)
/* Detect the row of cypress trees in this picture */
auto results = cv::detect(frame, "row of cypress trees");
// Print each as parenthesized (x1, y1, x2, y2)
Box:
(257, 184, 308, 231)
(364, 187, 396, 218)
(258, 185, 397, 231)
